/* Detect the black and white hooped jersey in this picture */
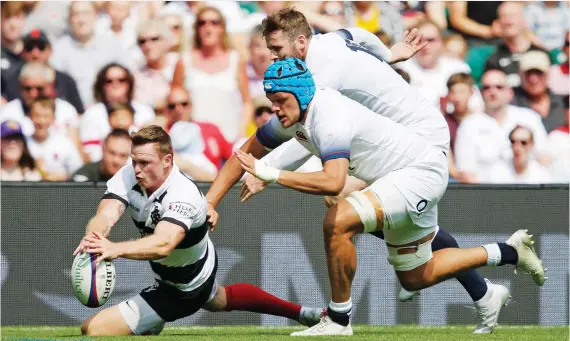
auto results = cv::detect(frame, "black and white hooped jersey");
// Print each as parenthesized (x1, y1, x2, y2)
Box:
(102, 163, 215, 292)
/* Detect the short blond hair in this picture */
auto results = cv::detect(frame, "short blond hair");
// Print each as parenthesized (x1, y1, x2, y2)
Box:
(131, 125, 173, 157)
(262, 7, 312, 42)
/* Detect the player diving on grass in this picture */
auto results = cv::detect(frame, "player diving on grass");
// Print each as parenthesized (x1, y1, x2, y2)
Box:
(73, 125, 324, 336)
(205, 58, 546, 336)
(231, 8, 515, 334)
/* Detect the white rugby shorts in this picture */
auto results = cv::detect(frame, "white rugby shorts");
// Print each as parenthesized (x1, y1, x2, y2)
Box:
(366, 146, 449, 245)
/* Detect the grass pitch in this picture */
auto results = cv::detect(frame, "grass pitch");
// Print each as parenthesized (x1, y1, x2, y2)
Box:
(1, 325, 568, 341)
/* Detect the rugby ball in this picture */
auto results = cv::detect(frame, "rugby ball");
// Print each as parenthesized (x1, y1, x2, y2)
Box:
(71, 252, 116, 308)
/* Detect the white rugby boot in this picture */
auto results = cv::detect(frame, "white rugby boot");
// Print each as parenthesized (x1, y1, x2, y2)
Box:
(473, 279, 512, 334)
(397, 287, 420, 302)
(299, 307, 327, 327)
(291, 316, 353, 336)
(506, 229, 547, 286)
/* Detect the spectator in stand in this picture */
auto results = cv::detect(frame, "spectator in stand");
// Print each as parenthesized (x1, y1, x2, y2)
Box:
(548, 32, 569, 95)
(455, 69, 550, 182)
(347, 1, 404, 44)
(50, 1, 134, 107)
(80, 63, 154, 162)
(481, 125, 552, 184)
(449, 1, 502, 47)
(318, 1, 347, 28)
(524, 1, 569, 51)
(399, 1, 447, 32)
(26, 97, 83, 181)
(1, 2, 26, 102)
(173, 6, 253, 143)
(443, 73, 475, 183)
(444, 34, 469, 61)
(95, 1, 137, 54)
(21, 1, 70, 42)
(512, 50, 567, 133)
(164, 86, 233, 170)
(246, 25, 271, 101)
(0, 62, 79, 139)
(0, 120, 41, 181)
(107, 103, 135, 132)
(547, 96, 569, 183)
(484, 2, 548, 89)
(71, 129, 131, 182)
(161, 12, 186, 54)
(2, 29, 84, 113)
(399, 19, 483, 113)
(170, 121, 218, 182)
(134, 19, 178, 109)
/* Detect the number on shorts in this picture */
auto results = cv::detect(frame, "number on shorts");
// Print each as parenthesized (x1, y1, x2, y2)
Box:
(344, 39, 385, 63)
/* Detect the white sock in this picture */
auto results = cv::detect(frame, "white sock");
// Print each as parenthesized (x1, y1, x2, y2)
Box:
(329, 299, 352, 314)
(482, 244, 501, 266)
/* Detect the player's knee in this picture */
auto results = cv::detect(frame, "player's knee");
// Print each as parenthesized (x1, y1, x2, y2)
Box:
(81, 320, 96, 336)
(399, 276, 426, 292)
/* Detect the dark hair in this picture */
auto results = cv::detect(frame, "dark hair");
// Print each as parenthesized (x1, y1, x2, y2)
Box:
(394, 68, 411, 84)
(564, 95, 569, 109)
(105, 128, 131, 144)
(93, 63, 135, 104)
(447, 72, 474, 90)
(30, 96, 56, 113)
(107, 102, 135, 117)
(255, 106, 272, 117)
(2, 134, 37, 171)
(262, 7, 313, 42)
(131, 125, 173, 156)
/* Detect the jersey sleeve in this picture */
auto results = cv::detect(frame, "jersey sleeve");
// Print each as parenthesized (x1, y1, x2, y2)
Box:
(160, 200, 197, 232)
(255, 115, 292, 150)
(102, 165, 134, 206)
(315, 120, 351, 163)
(335, 27, 392, 63)
(261, 139, 314, 171)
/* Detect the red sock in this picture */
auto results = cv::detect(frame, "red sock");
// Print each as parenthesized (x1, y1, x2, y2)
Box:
(224, 283, 301, 321)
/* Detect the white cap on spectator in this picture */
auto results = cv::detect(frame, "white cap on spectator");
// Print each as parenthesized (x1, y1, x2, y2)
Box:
(519, 51, 551, 73)
(170, 121, 205, 155)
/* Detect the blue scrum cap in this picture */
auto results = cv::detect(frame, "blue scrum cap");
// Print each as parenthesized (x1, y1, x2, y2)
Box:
(263, 58, 315, 111)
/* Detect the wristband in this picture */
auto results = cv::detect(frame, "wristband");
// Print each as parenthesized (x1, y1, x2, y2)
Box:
(254, 159, 280, 183)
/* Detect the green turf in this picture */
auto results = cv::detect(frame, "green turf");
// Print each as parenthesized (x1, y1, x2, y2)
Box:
(1, 326, 568, 341)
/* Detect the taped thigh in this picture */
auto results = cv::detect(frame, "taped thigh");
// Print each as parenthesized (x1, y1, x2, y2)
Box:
(346, 190, 378, 233)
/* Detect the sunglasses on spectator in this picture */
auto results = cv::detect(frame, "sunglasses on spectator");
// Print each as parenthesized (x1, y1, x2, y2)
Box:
(198, 19, 221, 27)
(105, 78, 128, 85)
(510, 138, 531, 146)
(24, 41, 47, 52)
(168, 101, 190, 110)
(22, 85, 45, 92)
(482, 84, 506, 91)
(137, 36, 161, 45)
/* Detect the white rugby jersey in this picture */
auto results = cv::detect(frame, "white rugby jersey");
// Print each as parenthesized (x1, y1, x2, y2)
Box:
(305, 31, 450, 151)
(103, 163, 215, 292)
(257, 88, 431, 184)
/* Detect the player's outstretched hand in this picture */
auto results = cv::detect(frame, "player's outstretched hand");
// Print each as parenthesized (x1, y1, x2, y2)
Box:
(83, 231, 120, 264)
(390, 28, 427, 64)
(206, 202, 219, 231)
(240, 174, 269, 202)
(235, 150, 257, 175)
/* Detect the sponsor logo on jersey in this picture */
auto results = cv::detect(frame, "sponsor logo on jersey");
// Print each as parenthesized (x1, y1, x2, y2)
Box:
(169, 201, 193, 218)
(296, 131, 308, 142)
(129, 203, 140, 212)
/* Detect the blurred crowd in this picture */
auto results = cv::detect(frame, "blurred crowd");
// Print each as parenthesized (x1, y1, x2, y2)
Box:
(1, 1, 568, 185)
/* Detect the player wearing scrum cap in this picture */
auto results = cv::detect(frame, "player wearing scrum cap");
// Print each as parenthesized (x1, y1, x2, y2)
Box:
(233, 8, 512, 334)
(73, 125, 324, 336)
(205, 58, 546, 336)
